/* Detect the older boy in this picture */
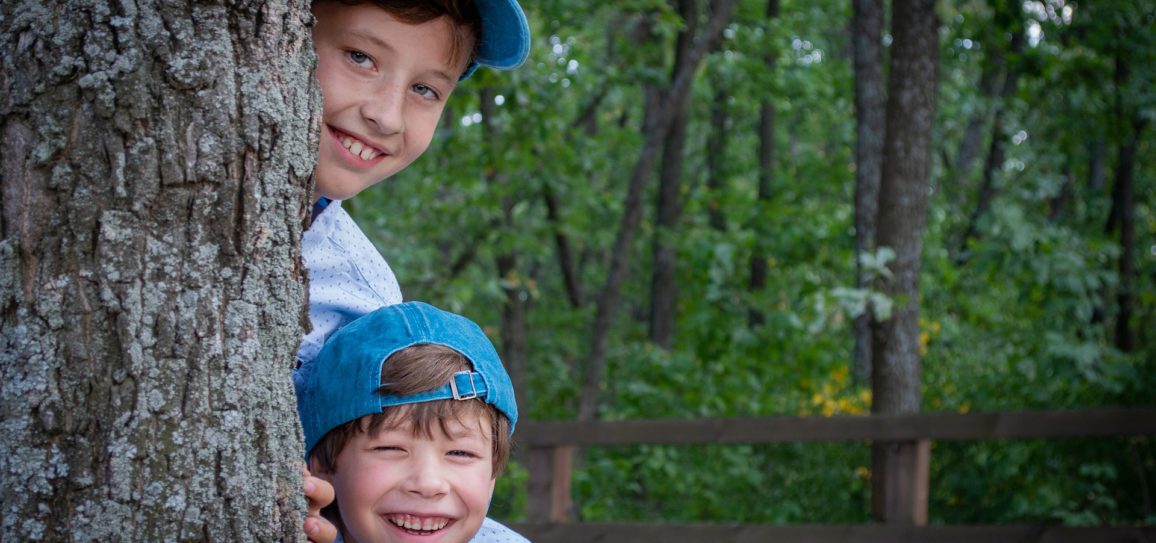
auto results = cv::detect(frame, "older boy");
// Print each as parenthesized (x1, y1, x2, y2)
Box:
(299, 0, 531, 364)
(296, 302, 524, 543)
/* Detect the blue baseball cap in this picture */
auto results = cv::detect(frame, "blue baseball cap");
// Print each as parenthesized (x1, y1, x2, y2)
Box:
(294, 302, 518, 456)
(463, 0, 531, 79)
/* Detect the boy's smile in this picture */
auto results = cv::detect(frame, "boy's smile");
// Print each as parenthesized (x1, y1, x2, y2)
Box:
(310, 2, 470, 201)
(316, 415, 496, 543)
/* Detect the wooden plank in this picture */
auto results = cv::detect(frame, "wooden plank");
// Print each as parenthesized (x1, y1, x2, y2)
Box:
(516, 408, 1156, 446)
(507, 522, 1156, 543)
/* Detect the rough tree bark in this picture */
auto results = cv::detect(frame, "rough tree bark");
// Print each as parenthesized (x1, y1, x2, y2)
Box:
(869, 0, 938, 526)
(0, 0, 318, 540)
(851, 0, 884, 385)
(747, 0, 779, 329)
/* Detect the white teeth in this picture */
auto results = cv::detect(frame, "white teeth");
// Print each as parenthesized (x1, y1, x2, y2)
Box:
(388, 514, 448, 531)
(339, 134, 380, 161)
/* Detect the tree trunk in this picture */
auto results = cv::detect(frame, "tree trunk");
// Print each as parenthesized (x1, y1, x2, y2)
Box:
(945, 50, 1001, 197)
(649, 0, 699, 349)
(706, 83, 729, 232)
(747, 0, 779, 329)
(1112, 120, 1141, 353)
(577, 0, 738, 423)
(543, 184, 584, 308)
(851, 0, 885, 385)
(869, 0, 938, 525)
(0, 0, 317, 540)
(1106, 49, 1145, 353)
(955, 14, 1024, 262)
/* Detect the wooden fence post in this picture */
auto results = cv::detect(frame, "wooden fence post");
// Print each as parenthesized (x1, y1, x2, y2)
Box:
(526, 445, 575, 522)
(527, 446, 554, 522)
(550, 446, 575, 522)
(876, 439, 931, 525)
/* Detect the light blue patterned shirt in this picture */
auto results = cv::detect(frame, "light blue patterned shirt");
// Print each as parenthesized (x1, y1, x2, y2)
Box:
(298, 199, 402, 364)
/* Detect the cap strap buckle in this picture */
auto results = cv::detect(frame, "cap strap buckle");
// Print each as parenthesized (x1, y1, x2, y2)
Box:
(450, 371, 480, 401)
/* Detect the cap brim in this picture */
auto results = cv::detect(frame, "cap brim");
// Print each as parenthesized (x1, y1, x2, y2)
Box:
(464, 0, 530, 78)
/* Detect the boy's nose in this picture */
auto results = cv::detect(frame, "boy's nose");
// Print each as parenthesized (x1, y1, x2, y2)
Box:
(403, 455, 449, 498)
(361, 85, 405, 136)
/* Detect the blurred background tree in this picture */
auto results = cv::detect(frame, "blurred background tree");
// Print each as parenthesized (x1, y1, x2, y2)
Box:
(348, 0, 1154, 526)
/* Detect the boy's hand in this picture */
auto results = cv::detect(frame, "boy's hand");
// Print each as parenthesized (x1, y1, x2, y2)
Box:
(303, 466, 338, 543)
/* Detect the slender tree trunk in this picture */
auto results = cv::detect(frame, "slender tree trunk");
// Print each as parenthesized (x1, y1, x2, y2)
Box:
(945, 52, 1001, 196)
(543, 184, 584, 308)
(578, 0, 738, 423)
(1112, 120, 1142, 352)
(1106, 49, 1146, 352)
(852, 0, 885, 385)
(955, 18, 1024, 262)
(649, 0, 699, 349)
(869, 0, 938, 525)
(748, 0, 780, 328)
(0, 0, 318, 540)
(706, 84, 730, 232)
(955, 113, 1006, 258)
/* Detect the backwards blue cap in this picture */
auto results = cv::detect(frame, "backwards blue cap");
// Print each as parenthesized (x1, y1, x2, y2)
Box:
(463, 0, 531, 80)
(295, 302, 518, 456)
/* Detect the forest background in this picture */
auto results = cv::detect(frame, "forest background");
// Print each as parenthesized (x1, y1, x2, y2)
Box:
(2, 0, 1153, 537)
(343, 0, 1156, 526)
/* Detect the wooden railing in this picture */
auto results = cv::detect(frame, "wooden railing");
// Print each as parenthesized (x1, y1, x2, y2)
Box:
(508, 407, 1156, 543)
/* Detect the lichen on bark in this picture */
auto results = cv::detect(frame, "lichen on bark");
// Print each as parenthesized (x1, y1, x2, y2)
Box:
(1, 0, 320, 540)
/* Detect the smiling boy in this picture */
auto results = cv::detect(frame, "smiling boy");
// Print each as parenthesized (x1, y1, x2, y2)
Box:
(299, 0, 530, 364)
(295, 302, 521, 543)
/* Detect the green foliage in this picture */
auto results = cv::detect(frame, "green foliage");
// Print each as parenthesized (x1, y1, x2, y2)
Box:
(349, 0, 1155, 526)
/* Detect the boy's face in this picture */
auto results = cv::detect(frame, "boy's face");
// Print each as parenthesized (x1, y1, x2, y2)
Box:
(311, 2, 469, 201)
(317, 412, 497, 543)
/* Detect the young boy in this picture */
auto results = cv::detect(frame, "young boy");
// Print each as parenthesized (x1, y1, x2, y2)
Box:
(299, 0, 531, 364)
(295, 302, 524, 543)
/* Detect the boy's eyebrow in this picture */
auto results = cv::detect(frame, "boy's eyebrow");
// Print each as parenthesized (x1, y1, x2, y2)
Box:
(445, 425, 489, 442)
(348, 28, 394, 55)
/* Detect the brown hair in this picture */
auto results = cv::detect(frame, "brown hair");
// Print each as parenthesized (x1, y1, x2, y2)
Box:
(309, 343, 512, 477)
(318, 0, 482, 75)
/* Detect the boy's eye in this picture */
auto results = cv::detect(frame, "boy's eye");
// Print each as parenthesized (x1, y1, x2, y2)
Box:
(447, 449, 479, 459)
(412, 83, 440, 100)
(346, 50, 373, 68)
